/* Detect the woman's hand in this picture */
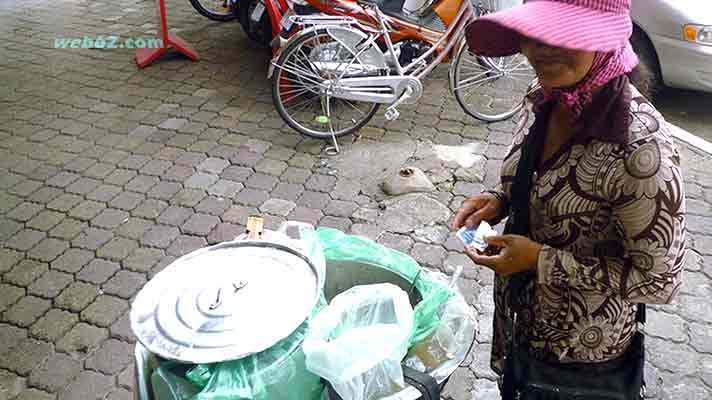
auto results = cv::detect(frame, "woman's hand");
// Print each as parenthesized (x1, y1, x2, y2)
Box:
(464, 235, 542, 276)
(451, 192, 503, 230)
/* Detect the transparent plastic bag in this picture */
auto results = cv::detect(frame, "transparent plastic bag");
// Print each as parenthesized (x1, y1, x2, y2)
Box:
(315, 228, 453, 347)
(185, 297, 327, 400)
(303, 283, 414, 400)
(403, 271, 477, 382)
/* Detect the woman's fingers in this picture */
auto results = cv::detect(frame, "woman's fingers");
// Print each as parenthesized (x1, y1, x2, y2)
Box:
(451, 198, 482, 230)
(464, 246, 500, 270)
(484, 235, 509, 247)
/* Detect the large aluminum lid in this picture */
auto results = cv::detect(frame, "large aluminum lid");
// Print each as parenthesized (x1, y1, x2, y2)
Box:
(130, 220, 321, 364)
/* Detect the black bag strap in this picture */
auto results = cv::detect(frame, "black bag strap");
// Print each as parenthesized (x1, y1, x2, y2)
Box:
(402, 366, 441, 400)
(636, 303, 646, 324)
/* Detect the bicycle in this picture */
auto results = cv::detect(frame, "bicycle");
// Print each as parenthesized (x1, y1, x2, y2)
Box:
(268, 0, 535, 149)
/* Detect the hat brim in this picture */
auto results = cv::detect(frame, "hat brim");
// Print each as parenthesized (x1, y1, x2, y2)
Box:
(466, 1, 632, 57)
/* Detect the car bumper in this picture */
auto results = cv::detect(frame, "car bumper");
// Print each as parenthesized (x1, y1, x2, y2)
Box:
(650, 33, 712, 93)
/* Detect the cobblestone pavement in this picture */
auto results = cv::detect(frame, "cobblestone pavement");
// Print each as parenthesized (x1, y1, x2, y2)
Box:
(1, 1, 712, 399)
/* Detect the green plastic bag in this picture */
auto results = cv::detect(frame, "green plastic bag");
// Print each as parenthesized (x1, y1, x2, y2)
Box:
(315, 228, 453, 347)
(186, 297, 327, 400)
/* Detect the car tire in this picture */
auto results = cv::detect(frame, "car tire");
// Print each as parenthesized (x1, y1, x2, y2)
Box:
(630, 26, 662, 100)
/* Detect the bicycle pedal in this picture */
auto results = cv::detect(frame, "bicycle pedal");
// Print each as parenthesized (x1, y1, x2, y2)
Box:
(384, 108, 400, 121)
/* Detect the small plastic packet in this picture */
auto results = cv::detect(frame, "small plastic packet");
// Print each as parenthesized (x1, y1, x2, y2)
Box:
(456, 221, 497, 251)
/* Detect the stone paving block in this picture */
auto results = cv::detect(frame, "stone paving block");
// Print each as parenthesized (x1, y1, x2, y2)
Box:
(254, 158, 287, 176)
(68, 200, 105, 221)
(324, 199, 359, 218)
(689, 322, 712, 354)
(55, 282, 100, 313)
(107, 388, 133, 400)
(104, 169, 137, 186)
(77, 258, 120, 285)
(197, 157, 229, 174)
(282, 167, 311, 184)
(97, 237, 138, 262)
(222, 205, 258, 225)
(65, 177, 101, 195)
(125, 174, 159, 193)
(158, 117, 188, 130)
(85, 338, 134, 375)
(30, 308, 78, 343)
(0, 219, 22, 242)
(230, 149, 262, 168)
(26, 210, 65, 232)
(102, 270, 146, 299)
(55, 322, 108, 355)
(46, 193, 83, 213)
(58, 370, 114, 400)
(5, 259, 48, 287)
(139, 159, 172, 176)
(175, 151, 206, 167)
(27, 270, 73, 298)
(123, 247, 165, 274)
(207, 223, 244, 244)
(171, 188, 206, 207)
(181, 213, 220, 236)
(83, 162, 115, 180)
(319, 216, 352, 232)
(157, 206, 193, 227)
(147, 181, 181, 200)
(110, 312, 134, 343)
(115, 217, 153, 241)
(184, 172, 219, 190)
(246, 173, 278, 191)
(27, 238, 69, 263)
(297, 191, 331, 210)
(305, 174, 337, 192)
(0, 369, 25, 400)
(10, 180, 42, 197)
(288, 207, 323, 226)
(131, 199, 167, 220)
(195, 196, 231, 216)
(270, 182, 304, 202)
(234, 188, 269, 207)
(164, 164, 195, 182)
(0, 249, 23, 274)
(207, 179, 242, 198)
(221, 165, 253, 182)
(0, 337, 52, 376)
(48, 218, 86, 241)
(141, 224, 180, 249)
(3, 295, 51, 328)
(28, 187, 63, 205)
(13, 389, 56, 400)
(81, 295, 128, 328)
(108, 191, 145, 211)
(28, 353, 82, 392)
(259, 198, 296, 217)
(91, 208, 130, 230)
(50, 248, 93, 274)
(7, 202, 44, 222)
(0, 192, 22, 214)
(71, 227, 114, 251)
(46, 171, 79, 188)
(64, 157, 96, 173)
(0, 284, 24, 314)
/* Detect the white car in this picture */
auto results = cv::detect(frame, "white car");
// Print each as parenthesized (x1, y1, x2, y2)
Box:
(631, 0, 712, 93)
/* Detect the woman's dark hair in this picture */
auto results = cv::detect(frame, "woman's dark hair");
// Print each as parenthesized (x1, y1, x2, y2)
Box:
(627, 61, 657, 101)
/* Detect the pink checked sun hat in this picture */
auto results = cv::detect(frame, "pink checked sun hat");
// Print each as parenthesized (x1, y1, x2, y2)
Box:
(466, 0, 634, 57)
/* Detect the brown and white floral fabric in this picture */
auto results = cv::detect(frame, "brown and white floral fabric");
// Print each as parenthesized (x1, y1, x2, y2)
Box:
(488, 82, 686, 374)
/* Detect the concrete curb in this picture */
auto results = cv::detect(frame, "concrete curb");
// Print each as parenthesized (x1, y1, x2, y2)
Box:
(669, 123, 712, 155)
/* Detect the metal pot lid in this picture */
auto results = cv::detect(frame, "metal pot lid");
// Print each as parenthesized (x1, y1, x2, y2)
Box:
(130, 240, 320, 364)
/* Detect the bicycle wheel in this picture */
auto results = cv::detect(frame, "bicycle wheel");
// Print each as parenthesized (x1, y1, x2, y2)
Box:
(450, 39, 536, 122)
(238, 0, 272, 47)
(272, 29, 381, 139)
(189, 0, 238, 21)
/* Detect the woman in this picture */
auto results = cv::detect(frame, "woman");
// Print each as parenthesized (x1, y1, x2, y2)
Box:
(453, 0, 686, 398)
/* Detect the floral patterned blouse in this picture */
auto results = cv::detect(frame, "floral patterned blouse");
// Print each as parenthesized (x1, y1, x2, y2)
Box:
(488, 78, 686, 373)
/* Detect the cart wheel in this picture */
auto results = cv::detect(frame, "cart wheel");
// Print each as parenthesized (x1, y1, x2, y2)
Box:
(239, 0, 273, 47)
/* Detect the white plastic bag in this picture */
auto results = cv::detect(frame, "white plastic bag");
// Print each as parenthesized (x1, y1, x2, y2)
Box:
(303, 283, 414, 400)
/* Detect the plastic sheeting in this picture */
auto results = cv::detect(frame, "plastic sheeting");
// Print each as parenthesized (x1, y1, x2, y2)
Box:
(303, 283, 414, 400)
(316, 228, 454, 347)
(185, 298, 326, 400)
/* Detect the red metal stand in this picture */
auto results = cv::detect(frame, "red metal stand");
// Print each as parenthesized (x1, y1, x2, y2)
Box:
(136, 0, 199, 68)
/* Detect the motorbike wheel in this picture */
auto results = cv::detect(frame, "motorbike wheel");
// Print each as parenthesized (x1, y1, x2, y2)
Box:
(450, 39, 536, 122)
(272, 29, 380, 140)
(189, 0, 238, 21)
(238, 0, 273, 47)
